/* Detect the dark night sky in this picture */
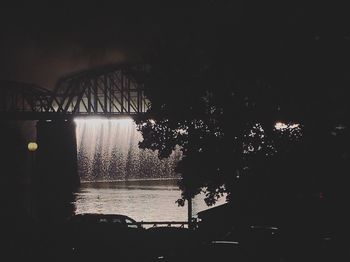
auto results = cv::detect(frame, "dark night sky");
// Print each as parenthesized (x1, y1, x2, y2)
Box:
(1, 2, 349, 89)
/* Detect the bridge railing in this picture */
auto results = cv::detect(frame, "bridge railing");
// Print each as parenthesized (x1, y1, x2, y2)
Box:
(135, 220, 198, 229)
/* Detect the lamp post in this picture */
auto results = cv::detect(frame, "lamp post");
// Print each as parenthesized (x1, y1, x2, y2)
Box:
(188, 197, 193, 229)
(27, 142, 38, 218)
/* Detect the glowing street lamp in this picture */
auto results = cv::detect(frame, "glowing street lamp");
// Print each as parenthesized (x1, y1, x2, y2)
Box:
(27, 142, 38, 218)
(28, 142, 38, 152)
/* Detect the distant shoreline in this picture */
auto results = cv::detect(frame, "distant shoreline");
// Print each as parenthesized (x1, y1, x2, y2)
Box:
(80, 177, 180, 183)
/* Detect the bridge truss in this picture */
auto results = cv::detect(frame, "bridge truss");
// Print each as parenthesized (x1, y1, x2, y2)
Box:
(0, 64, 150, 120)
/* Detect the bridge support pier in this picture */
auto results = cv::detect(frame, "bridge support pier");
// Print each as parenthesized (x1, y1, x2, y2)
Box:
(32, 119, 80, 222)
(0, 121, 29, 222)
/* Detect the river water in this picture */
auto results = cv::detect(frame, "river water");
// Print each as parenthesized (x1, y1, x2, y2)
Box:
(74, 179, 226, 222)
(73, 119, 226, 222)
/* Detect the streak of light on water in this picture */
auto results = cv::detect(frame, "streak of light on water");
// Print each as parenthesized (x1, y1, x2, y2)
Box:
(74, 179, 226, 222)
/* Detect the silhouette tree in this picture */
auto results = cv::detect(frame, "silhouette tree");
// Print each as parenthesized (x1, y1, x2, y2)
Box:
(134, 4, 349, 220)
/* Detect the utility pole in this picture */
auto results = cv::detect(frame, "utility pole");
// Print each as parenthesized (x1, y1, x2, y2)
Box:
(187, 197, 192, 229)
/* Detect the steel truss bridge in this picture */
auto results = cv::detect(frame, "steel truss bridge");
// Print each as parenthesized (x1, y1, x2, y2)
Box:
(0, 64, 150, 120)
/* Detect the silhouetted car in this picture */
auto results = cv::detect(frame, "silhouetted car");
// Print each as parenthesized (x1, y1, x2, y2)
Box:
(69, 213, 142, 229)
(196, 224, 279, 262)
(144, 226, 200, 261)
(65, 214, 146, 261)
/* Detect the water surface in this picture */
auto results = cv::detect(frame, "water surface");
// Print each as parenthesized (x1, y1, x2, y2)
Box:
(74, 179, 226, 222)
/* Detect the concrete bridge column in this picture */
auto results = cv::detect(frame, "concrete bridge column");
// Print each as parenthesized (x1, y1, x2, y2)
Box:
(33, 119, 80, 222)
(0, 122, 29, 221)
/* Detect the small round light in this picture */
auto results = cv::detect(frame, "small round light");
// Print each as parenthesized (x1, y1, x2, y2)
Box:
(28, 142, 38, 152)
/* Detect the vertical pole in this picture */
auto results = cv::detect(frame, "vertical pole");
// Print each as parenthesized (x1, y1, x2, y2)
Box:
(137, 89, 140, 113)
(127, 78, 131, 113)
(87, 85, 91, 113)
(76, 82, 80, 113)
(29, 151, 34, 218)
(108, 78, 112, 113)
(188, 197, 192, 229)
(94, 82, 98, 113)
(121, 73, 124, 113)
(110, 84, 113, 113)
(29, 146, 37, 219)
(104, 76, 108, 113)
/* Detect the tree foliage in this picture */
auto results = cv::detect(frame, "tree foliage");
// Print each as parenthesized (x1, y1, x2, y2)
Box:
(134, 4, 349, 211)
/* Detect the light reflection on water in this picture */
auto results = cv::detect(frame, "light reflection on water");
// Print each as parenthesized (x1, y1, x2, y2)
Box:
(74, 179, 226, 222)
